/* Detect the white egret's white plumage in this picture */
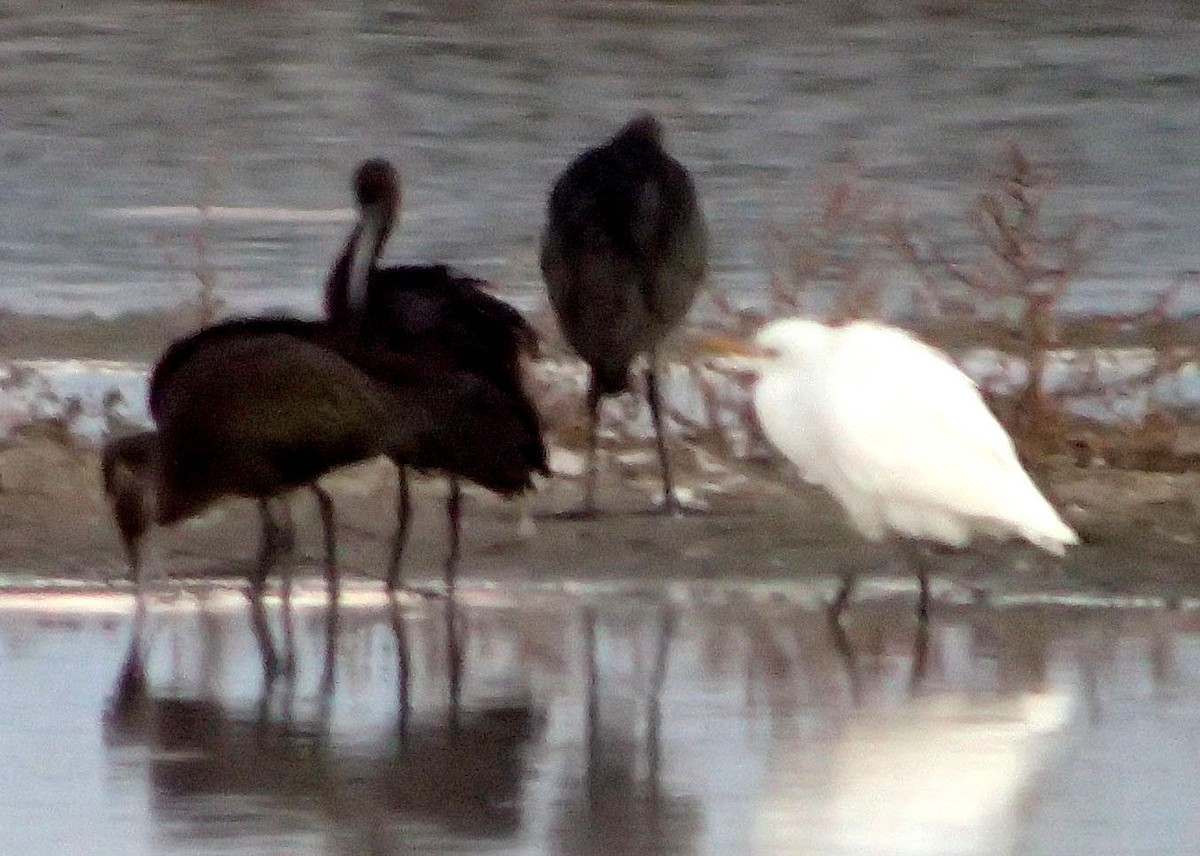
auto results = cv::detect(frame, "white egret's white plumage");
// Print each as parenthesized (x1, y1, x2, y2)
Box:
(712, 316, 1078, 633)
(748, 318, 1078, 556)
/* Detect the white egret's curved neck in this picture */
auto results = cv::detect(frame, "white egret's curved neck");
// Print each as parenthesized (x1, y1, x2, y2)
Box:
(346, 203, 387, 315)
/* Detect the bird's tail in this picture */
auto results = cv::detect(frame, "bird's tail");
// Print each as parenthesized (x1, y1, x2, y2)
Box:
(589, 362, 631, 402)
(1022, 512, 1080, 556)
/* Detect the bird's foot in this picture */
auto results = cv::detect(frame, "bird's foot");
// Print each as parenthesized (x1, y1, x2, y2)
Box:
(390, 582, 449, 600)
(655, 487, 709, 516)
(545, 505, 600, 521)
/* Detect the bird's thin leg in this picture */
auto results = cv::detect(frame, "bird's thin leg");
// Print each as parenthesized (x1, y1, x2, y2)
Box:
(830, 573, 856, 622)
(276, 499, 296, 557)
(897, 540, 933, 689)
(582, 605, 600, 791)
(250, 499, 282, 681)
(107, 583, 150, 731)
(124, 537, 142, 589)
(910, 563, 932, 689)
(311, 485, 339, 693)
(248, 593, 277, 684)
(311, 485, 339, 605)
(390, 595, 412, 742)
(446, 592, 463, 736)
(317, 595, 338, 726)
(583, 380, 601, 516)
(444, 478, 463, 594)
(826, 574, 862, 704)
(251, 499, 281, 594)
(386, 468, 412, 593)
(647, 601, 675, 796)
(276, 499, 297, 679)
(645, 354, 678, 514)
(910, 603, 931, 693)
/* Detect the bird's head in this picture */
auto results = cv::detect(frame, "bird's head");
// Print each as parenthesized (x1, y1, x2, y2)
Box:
(353, 158, 401, 211)
(701, 317, 831, 374)
(101, 431, 160, 578)
(618, 112, 664, 145)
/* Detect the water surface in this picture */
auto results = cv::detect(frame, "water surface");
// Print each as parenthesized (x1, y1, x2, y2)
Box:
(2, 580, 1198, 854)
(2, 0, 1199, 317)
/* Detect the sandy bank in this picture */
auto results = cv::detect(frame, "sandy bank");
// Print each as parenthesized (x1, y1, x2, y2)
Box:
(2, 434, 1198, 600)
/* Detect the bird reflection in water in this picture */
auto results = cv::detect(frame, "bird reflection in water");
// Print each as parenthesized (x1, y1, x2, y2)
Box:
(825, 596, 932, 702)
(550, 601, 703, 855)
(103, 591, 543, 853)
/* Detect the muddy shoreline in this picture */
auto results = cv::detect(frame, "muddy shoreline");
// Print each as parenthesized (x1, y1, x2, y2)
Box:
(2, 430, 1198, 600)
(4, 306, 1200, 599)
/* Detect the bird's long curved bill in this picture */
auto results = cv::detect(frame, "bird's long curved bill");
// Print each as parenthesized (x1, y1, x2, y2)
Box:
(699, 333, 769, 359)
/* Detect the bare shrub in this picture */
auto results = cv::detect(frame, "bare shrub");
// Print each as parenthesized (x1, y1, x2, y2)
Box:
(155, 156, 228, 332)
(762, 159, 894, 323)
(889, 143, 1122, 458)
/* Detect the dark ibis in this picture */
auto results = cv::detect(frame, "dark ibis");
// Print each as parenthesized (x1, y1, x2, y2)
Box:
(103, 320, 544, 673)
(539, 113, 707, 516)
(324, 158, 547, 591)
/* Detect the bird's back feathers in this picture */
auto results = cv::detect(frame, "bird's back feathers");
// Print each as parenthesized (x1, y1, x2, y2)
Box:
(540, 115, 707, 394)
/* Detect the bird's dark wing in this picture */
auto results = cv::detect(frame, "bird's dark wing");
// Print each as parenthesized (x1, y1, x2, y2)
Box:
(153, 334, 394, 514)
(632, 158, 707, 329)
(366, 264, 539, 382)
(389, 369, 547, 494)
(540, 126, 706, 376)
(149, 316, 330, 421)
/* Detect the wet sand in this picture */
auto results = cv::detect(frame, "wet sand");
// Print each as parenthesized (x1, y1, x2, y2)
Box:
(2, 430, 1199, 601)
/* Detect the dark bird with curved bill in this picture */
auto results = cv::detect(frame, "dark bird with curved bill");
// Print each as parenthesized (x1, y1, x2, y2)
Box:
(324, 157, 547, 591)
(102, 319, 544, 674)
(539, 113, 707, 517)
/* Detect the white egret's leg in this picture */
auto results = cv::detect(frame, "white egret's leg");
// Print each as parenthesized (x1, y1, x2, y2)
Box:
(826, 577, 863, 705)
(897, 539, 934, 689)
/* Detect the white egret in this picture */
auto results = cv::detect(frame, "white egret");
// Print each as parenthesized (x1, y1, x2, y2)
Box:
(707, 317, 1078, 623)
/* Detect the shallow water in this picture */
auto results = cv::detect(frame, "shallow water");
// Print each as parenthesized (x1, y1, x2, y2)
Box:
(3, 579, 1199, 855)
(1, 0, 1199, 317)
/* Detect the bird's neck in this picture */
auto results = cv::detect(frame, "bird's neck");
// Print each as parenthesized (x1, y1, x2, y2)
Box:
(346, 203, 391, 316)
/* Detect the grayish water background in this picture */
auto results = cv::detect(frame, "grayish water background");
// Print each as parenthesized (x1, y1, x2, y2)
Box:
(2, 0, 1199, 318)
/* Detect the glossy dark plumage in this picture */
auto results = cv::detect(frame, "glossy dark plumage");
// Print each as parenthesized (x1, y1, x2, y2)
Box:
(148, 317, 544, 499)
(101, 429, 158, 577)
(539, 113, 707, 514)
(322, 158, 547, 589)
(105, 332, 394, 677)
(103, 319, 545, 679)
(324, 160, 541, 400)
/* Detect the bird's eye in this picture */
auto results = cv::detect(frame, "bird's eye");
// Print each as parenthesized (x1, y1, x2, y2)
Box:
(763, 346, 781, 359)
